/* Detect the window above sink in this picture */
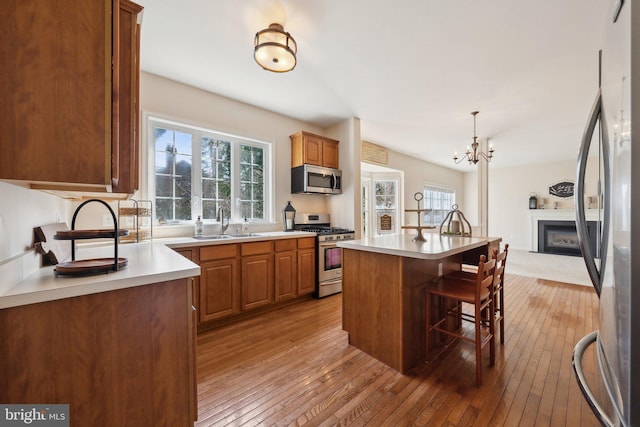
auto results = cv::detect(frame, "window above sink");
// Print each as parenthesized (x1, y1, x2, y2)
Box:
(148, 116, 273, 227)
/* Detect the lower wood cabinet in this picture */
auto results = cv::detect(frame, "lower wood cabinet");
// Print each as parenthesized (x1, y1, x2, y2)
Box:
(0, 279, 195, 426)
(174, 248, 200, 325)
(298, 237, 316, 295)
(182, 236, 317, 330)
(173, 249, 199, 421)
(275, 239, 297, 302)
(241, 241, 274, 310)
(199, 244, 240, 322)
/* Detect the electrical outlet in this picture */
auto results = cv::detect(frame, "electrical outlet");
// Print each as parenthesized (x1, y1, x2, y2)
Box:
(437, 262, 443, 277)
(103, 213, 114, 227)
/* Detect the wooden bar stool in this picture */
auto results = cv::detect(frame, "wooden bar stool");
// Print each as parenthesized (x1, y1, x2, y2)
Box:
(425, 255, 496, 386)
(448, 244, 509, 344)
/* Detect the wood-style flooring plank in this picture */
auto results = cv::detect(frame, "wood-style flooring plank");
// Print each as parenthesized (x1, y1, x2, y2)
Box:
(195, 274, 600, 426)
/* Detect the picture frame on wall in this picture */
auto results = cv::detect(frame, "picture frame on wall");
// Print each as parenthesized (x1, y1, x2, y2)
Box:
(548, 180, 575, 199)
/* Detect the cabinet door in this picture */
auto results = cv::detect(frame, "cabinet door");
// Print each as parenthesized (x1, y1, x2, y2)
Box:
(241, 254, 274, 310)
(190, 296, 198, 420)
(0, 0, 111, 188)
(322, 139, 339, 169)
(0, 0, 143, 195)
(112, 0, 143, 193)
(200, 258, 239, 322)
(275, 250, 297, 302)
(174, 248, 200, 325)
(298, 248, 316, 295)
(302, 134, 323, 166)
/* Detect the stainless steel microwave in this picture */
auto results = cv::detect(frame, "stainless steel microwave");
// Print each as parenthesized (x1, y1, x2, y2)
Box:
(291, 164, 342, 195)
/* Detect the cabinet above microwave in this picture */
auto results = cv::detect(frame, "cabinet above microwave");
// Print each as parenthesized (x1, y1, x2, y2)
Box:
(290, 131, 339, 169)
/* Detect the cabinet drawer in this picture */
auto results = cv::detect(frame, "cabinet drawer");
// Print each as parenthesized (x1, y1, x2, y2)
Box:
(297, 237, 316, 249)
(275, 239, 296, 252)
(241, 241, 273, 256)
(200, 244, 239, 261)
(174, 248, 195, 261)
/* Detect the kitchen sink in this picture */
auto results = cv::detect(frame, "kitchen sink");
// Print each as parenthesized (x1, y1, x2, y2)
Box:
(193, 235, 234, 240)
(193, 233, 262, 240)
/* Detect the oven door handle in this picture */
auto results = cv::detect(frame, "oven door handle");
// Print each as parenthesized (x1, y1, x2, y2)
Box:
(318, 241, 337, 248)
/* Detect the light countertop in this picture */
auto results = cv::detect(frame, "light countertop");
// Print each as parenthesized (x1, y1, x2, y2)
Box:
(162, 231, 315, 249)
(0, 242, 200, 309)
(0, 231, 317, 310)
(337, 233, 491, 260)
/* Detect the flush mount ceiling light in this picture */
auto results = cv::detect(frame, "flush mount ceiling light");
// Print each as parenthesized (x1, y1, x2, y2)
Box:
(453, 111, 495, 165)
(254, 23, 297, 73)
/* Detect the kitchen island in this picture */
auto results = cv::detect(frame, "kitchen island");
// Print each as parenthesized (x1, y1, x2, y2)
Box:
(338, 233, 500, 373)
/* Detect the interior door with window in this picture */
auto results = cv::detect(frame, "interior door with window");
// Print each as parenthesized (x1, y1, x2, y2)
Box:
(361, 172, 402, 238)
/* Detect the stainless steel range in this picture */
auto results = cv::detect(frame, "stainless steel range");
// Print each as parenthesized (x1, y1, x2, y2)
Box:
(294, 213, 355, 298)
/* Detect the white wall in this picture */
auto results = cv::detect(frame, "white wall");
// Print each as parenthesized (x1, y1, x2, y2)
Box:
(140, 72, 332, 219)
(0, 181, 71, 289)
(383, 150, 465, 228)
(74, 72, 344, 234)
(327, 118, 361, 232)
(463, 172, 479, 226)
(0, 181, 71, 262)
(485, 159, 599, 250)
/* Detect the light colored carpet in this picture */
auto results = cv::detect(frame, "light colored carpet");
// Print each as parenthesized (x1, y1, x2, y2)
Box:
(507, 248, 593, 287)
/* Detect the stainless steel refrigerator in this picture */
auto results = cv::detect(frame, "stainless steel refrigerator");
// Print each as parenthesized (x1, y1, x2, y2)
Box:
(573, 1, 639, 426)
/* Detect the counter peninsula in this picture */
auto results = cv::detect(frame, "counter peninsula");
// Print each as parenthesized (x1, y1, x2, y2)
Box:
(0, 242, 200, 426)
(338, 233, 500, 373)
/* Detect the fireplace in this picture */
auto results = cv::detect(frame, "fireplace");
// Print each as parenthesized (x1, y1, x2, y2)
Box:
(538, 220, 599, 257)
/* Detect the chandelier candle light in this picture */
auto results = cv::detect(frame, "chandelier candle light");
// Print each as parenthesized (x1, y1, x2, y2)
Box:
(453, 111, 495, 165)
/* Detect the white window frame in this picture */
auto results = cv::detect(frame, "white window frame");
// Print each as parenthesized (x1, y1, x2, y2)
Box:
(422, 183, 456, 226)
(146, 116, 273, 225)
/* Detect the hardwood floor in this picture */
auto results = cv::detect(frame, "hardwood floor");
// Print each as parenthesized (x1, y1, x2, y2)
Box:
(195, 274, 600, 426)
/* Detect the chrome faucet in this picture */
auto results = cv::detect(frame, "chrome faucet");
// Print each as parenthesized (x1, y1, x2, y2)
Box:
(216, 207, 229, 234)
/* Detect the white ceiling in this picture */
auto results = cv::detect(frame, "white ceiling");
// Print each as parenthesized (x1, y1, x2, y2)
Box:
(136, 0, 610, 171)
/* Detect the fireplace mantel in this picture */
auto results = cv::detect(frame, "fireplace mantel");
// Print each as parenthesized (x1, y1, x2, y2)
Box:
(529, 209, 602, 252)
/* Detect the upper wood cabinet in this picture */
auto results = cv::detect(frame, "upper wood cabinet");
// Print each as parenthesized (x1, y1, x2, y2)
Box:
(0, 0, 143, 197)
(290, 131, 340, 169)
(113, 0, 144, 194)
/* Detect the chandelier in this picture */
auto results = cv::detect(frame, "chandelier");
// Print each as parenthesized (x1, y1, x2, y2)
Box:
(254, 23, 297, 73)
(453, 111, 495, 165)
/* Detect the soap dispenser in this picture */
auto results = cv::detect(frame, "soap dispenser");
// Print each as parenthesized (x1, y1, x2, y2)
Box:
(242, 217, 249, 235)
(195, 216, 204, 237)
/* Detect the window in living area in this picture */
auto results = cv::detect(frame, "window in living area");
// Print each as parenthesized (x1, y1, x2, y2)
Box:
(423, 185, 456, 226)
(150, 117, 270, 224)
